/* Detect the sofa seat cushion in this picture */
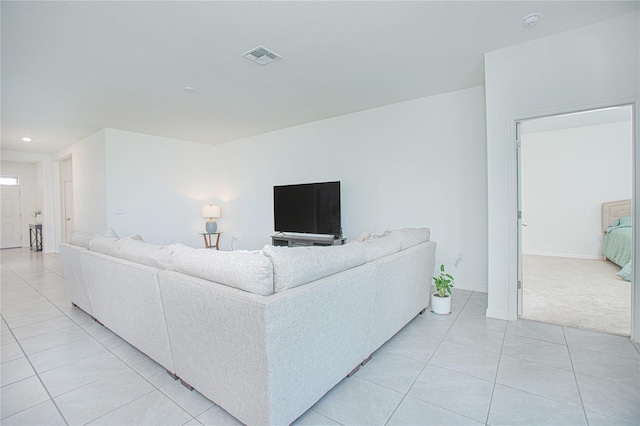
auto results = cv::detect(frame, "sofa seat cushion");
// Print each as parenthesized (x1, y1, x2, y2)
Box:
(172, 244, 274, 296)
(263, 243, 366, 293)
(119, 239, 176, 270)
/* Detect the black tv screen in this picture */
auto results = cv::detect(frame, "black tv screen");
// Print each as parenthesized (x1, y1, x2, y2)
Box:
(274, 181, 341, 236)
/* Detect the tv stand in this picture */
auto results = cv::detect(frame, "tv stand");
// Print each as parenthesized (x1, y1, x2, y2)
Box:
(271, 234, 347, 247)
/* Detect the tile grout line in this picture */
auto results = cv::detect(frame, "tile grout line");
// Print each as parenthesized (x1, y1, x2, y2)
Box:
(3, 251, 168, 423)
(309, 408, 345, 425)
(36, 309, 197, 422)
(2, 250, 195, 424)
(0, 312, 71, 426)
(562, 326, 590, 425)
(80, 387, 158, 424)
(483, 314, 508, 426)
(1, 255, 84, 425)
(382, 290, 473, 426)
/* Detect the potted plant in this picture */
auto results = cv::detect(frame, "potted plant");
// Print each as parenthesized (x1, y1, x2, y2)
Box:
(33, 210, 42, 225)
(431, 264, 454, 315)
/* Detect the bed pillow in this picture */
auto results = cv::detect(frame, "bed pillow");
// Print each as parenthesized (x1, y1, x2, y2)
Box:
(617, 216, 632, 227)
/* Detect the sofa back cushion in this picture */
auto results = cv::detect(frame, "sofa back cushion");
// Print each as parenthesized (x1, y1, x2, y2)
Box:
(68, 230, 95, 248)
(385, 228, 431, 249)
(89, 235, 144, 258)
(119, 239, 176, 270)
(356, 234, 403, 262)
(263, 243, 366, 293)
(172, 244, 274, 296)
(89, 236, 124, 257)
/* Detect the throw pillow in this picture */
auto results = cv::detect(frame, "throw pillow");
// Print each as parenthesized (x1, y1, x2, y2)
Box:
(355, 231, 370, 242)
(104, 228, 119, 238)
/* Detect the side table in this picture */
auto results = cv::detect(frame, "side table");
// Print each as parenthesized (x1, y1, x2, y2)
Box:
(29, 224, 43, 252)
(200, 232, 220, 250)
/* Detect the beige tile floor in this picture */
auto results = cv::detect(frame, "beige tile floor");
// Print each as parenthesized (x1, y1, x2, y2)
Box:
(1, 248, 639, 425)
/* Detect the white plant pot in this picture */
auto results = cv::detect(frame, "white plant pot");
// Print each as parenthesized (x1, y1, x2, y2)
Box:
(431, 293, 451, 315)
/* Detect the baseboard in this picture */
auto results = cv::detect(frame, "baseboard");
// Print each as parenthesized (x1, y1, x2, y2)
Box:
(523, 251, 602, 260)
(485, 309, 511, 321)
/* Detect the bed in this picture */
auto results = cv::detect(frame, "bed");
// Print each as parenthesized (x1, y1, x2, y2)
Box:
(601, 199, 632, 281)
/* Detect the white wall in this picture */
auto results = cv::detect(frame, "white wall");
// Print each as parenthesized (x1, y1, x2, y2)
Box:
(1, 160, 39, 248)
(104, 128, 216, 247)
(69, 87, 487, 290)
(1, 151, 56, 252)
(212, 86, 488, 291)
(55, 129, 107, 235)
(522, 121, 632, 258)
(485, 12, 639, 327)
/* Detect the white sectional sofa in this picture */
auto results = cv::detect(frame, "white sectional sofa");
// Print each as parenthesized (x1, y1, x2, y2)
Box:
(60, 228, 436, 425)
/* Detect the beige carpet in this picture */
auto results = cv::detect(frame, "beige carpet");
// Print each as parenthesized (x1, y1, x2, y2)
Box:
(522, 255, 631, 336)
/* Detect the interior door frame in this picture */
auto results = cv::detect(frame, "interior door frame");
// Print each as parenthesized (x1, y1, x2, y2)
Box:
(514, 103, 637, 340)
(63, 180, 74, 243)
(516, 122, 523, 316)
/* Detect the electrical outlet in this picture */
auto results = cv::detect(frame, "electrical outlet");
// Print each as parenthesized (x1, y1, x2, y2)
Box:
(455, 252, 464, 267)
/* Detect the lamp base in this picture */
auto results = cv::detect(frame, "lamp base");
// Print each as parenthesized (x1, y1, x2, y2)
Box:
(205, 220, 217, 234)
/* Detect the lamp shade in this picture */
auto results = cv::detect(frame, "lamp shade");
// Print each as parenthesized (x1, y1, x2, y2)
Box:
(202, 205, 221, 218)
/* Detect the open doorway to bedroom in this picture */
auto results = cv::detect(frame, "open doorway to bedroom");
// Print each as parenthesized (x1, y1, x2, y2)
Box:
(518, 105, 633, 336)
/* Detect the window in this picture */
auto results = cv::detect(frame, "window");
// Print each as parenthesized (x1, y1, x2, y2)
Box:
(0, 176, 19, 186)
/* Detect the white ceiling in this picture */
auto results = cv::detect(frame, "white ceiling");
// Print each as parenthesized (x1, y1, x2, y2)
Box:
(2, 1, 638, 154)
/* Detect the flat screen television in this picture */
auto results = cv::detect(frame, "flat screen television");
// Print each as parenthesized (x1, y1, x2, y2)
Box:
(274, 181, 341, 236)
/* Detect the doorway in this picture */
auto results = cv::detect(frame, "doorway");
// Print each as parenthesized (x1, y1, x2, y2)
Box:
(1, 176, 23, 249)
(517, 105, 634, 336)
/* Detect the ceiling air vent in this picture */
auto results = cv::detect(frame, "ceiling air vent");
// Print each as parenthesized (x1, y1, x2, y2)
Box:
(242, 45, 281, 65)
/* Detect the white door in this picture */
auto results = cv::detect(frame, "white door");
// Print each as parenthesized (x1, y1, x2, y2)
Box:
(1, 184, 22, 248)
(64, 180, 74, 242)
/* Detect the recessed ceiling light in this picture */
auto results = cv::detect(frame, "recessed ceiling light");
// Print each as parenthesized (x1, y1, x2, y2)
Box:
(183, 87, 195, 93)
(21, 137, 32, 142)
(523, 13, 540, 28)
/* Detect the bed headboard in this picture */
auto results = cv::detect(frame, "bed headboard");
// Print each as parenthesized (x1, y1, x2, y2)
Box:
(602, 199, 632, 233)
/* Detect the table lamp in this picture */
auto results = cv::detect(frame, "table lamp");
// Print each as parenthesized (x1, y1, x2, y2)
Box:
(202, 205, 221, 233)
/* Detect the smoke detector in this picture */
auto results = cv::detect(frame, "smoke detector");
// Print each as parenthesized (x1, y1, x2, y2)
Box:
(242, 45, 281, 65)
(522, 13, 540, 28)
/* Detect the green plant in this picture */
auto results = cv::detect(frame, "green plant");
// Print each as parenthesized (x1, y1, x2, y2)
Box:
(432, 264, 454, 298)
